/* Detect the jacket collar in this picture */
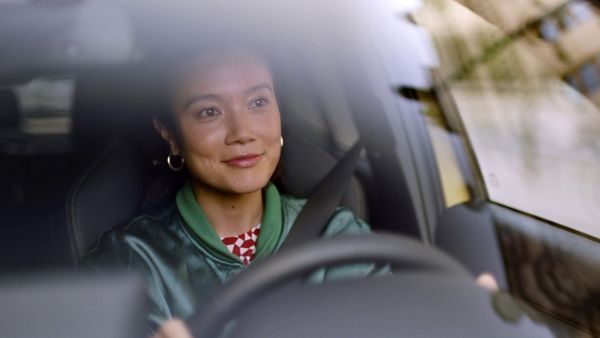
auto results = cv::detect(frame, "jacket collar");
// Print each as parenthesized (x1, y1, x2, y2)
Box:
(176, 181, 283, 265)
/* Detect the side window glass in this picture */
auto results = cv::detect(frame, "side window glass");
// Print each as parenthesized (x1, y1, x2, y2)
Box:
(579, 63, 600, 93)
(415, 0, 600, 239)
(539, 18, 559, 42)
(569, 2, 594, 22)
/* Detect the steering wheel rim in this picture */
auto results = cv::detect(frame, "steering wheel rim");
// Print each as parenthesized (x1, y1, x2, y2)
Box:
(188, 233, 470, 338)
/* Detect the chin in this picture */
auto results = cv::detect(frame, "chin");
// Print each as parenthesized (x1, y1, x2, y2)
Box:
(224, 164, 276, 194)
(226, 178, 270, 195)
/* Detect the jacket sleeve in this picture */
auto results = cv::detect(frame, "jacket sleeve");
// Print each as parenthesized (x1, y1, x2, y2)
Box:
(80, 230, 172, 335)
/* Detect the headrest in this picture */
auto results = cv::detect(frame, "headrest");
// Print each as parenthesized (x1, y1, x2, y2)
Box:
(0, 89, 19, 128)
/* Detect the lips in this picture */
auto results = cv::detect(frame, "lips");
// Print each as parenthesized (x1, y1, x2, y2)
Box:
(223, 154, 263, 168)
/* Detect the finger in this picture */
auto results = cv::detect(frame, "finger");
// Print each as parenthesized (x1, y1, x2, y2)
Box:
(476, 272, 499, 291)
(153, 319, 193, 338)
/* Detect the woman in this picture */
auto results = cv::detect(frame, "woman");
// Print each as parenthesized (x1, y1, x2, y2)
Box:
(82, 46, 384, 337)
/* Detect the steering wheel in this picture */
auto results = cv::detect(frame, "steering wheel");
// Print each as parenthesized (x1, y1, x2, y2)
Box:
(187, 233, 470, 338)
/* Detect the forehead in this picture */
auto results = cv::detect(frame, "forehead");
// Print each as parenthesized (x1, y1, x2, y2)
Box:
(174, 49, 274, 93)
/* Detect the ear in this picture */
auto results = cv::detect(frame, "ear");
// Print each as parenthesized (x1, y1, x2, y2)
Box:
(153, 116, 180, 155)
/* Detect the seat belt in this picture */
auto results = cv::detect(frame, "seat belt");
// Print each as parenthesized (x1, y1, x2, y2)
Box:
(280, 138, 364, 250)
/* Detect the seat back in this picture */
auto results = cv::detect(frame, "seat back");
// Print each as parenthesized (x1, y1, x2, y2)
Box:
(279, 127, 368, 220)
(66, 138, 148, 259)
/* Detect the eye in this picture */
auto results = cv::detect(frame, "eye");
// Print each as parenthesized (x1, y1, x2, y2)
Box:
(249, 97, 269, 109)
(195, 107, 222, 119)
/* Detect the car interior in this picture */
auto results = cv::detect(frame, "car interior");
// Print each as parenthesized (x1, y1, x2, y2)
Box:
(0, 0, 594, 337)
(0, 1, 427, 271)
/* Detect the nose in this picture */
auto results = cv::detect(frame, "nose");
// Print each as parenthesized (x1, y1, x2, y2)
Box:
(224, 106, 255, 145)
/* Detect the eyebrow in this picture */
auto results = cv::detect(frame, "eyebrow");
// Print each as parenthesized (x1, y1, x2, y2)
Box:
(181, 83, 274, 110)
(181, 94, 220, 110)
(244, 83, 274, 95)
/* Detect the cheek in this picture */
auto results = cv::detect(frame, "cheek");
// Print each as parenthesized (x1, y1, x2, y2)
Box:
(259, 111, 282, 142)
(266, 122, 282, 165)
(179, 123, 223, 159)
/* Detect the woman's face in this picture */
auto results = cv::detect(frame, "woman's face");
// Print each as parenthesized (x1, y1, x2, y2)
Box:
(167, 49, 282, 195)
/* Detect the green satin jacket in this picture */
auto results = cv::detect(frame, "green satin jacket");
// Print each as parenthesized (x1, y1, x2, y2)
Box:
(82, 182, 383, 330)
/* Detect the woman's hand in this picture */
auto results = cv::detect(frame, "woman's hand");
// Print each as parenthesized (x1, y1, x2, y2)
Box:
(152, 319, 193, 338)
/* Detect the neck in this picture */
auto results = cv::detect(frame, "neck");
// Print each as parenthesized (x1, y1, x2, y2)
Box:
(191, 181, 264, 238)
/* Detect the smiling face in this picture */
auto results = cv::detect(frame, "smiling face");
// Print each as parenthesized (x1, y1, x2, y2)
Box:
(161, 48, 282, 195)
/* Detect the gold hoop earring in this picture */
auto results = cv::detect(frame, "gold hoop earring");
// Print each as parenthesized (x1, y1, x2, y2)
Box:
(280, 136, 284, 147)
(167, 154, 185, 172)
